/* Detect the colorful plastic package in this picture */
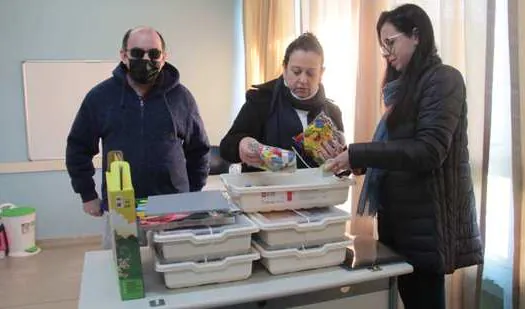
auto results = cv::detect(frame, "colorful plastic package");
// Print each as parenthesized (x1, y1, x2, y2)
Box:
(249, 141, 297, 172)
(293, 112, 345, 165)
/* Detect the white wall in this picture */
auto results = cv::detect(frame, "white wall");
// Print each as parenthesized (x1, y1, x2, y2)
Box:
(0, 0, 243, 239)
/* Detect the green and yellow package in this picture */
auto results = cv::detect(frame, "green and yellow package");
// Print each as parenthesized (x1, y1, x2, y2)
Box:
(106, 159, 144, 301)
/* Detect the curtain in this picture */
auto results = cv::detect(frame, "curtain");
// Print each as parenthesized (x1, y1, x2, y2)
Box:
(242, 0, 296, 90)
(517, 0, 525, 306)
(299, 0, 362, 144)
(348, 0, 390, 238)
(509, 0, 525, 307)
(301, 0, 372, 227)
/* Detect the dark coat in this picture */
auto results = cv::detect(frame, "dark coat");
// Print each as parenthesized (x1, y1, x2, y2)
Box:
(220, 77, 343, 170)
(348, 63, 483, 274)
(66, 62, 210, 210)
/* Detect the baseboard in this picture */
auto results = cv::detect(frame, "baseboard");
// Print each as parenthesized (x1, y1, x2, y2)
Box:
(37, 235, 101, 249)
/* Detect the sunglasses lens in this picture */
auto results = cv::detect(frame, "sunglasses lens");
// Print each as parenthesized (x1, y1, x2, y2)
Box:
(148, 49, 162, 60)
(129, 48, 161, 60)
(129, 48, 145, 59)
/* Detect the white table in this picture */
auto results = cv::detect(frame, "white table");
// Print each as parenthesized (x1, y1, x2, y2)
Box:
(78, 248, 412, 309)
(202, 175, 226, 192)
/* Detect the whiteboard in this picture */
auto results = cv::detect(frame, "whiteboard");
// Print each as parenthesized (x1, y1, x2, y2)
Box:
(23, 61, 118, 161)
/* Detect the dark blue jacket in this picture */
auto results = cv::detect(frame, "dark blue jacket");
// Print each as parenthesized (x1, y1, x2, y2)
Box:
(66, 62, 210, 210)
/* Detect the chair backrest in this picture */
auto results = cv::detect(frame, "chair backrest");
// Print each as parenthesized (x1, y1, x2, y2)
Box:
(209, 145, 231, 175)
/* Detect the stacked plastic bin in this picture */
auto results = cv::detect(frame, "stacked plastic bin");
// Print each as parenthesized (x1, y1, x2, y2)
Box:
(147, 193, 261, 289)
(221, 168, 354, 275)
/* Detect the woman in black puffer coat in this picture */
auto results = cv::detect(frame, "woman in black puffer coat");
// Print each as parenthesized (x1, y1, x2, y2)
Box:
(327, 4, 483, 309)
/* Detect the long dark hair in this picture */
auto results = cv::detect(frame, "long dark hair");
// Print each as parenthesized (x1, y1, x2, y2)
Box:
(376, 4, 440, 128)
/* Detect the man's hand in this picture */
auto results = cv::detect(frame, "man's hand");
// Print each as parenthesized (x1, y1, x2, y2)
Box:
(239, 137, 263, 167)
(83, 198, 102, 217)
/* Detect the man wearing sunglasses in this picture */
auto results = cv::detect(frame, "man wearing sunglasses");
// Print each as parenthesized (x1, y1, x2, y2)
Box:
(66, 26, 210, 248)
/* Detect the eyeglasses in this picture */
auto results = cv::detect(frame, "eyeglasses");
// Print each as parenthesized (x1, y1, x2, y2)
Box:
(379, 33, 404, 56)
(126, 47, 162, 60)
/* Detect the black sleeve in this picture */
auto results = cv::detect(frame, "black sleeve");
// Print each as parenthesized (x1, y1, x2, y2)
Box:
(219, 89, 271, 163)
(348, 65, 465, 171)
(182, 89, 210, 191)
(65, 91, 100, 202)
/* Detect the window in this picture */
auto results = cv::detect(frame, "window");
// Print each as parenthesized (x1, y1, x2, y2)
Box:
(482, 0, 514, 307)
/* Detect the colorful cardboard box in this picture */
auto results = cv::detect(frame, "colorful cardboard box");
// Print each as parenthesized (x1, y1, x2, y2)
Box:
(106, 160, 145, 300)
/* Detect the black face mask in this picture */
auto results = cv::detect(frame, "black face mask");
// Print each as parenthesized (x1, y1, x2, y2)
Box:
(127, 59, 161, 84)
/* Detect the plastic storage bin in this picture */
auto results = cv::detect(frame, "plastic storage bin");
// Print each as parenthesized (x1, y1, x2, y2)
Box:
(253, 239, 351, 275)
(153, 215, 259, 263)
(248, 207, 350, 250)
(155, 249, 260, 289)
(220, 168, 354, 212)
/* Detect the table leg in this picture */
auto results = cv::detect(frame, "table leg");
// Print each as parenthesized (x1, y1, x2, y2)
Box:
(389, 277, 398, 309)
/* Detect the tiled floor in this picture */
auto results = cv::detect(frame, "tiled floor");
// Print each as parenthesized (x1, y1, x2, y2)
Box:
(0, 238, 100, 309)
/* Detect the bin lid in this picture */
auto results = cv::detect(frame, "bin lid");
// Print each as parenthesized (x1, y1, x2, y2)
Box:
(153, 214, 259, 243)
(146, 191, 236, 216)
(248, 206, 350, 230)
(0, 206, 35, 218)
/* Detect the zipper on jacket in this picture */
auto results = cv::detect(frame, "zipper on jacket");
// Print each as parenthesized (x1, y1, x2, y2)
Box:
(139, 96, 145, 186)
(139, 97, 144, 137)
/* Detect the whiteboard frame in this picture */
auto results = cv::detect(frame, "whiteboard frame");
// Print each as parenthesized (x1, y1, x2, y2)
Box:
(22, 60, 118, 161)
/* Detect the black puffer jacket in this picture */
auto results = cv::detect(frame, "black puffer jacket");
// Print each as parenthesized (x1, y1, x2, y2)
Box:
(348, 62, 483, 274)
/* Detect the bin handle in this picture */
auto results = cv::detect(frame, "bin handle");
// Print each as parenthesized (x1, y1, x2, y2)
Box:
(0, 203, 16, 216)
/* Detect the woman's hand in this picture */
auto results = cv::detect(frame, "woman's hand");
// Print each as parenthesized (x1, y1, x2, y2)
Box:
(239, 137, 263, 167)
(324, 150, 351, 174)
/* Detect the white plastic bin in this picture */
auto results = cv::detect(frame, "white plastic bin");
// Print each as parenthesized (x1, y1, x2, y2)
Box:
(220, 168, 354, 212)
(155, 249, 260, 289)
(153, 215, 259, 263)
(253, 239, 351, 275)
(0, 204, 41, 257)
(249, 207, 350, 250)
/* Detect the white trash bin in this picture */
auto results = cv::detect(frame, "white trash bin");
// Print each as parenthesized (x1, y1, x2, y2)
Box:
(0, 203, 41, 257)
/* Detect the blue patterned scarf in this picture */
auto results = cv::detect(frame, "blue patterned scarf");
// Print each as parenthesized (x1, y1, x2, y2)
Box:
(356, 79, 402, 216)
